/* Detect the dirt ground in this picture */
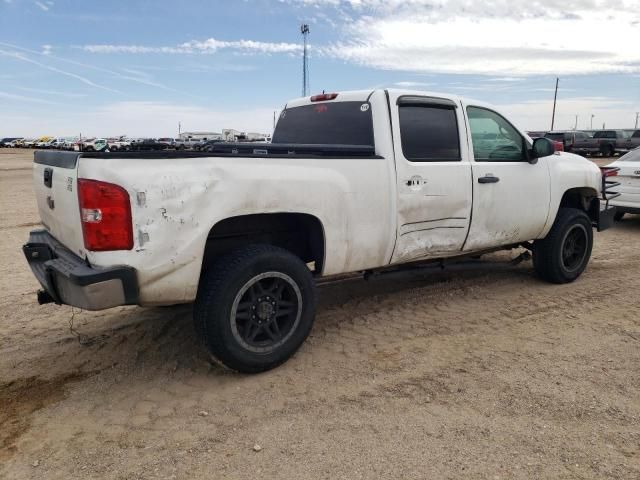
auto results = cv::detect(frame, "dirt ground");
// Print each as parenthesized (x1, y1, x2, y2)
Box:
(0, 148, 638, 479)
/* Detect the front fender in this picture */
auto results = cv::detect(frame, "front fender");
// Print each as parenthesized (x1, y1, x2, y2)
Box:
(540, 152, 601, 237)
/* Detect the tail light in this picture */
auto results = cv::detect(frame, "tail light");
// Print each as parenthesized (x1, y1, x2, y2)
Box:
(600, 167, 619, 177)
(78, 179, 133, 251)
(310, 93, 338, 102)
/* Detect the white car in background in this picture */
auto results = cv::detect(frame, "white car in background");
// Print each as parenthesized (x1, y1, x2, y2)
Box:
(607, 147, 640, 220)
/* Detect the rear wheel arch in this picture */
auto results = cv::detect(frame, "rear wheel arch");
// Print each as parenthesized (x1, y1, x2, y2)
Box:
(200, 212, 326, 278)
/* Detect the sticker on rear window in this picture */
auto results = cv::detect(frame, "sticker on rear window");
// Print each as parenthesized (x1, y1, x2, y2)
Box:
(360, 103, 369, 112)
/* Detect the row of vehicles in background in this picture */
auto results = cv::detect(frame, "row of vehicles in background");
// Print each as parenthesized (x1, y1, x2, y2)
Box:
(527, 129, 640, 156)
(0, 137, 229, 152)
(0, 136, 233, 152)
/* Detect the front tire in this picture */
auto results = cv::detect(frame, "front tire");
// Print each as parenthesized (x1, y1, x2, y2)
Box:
(533, 208, 593, 284)
(194, 244, 316, 373)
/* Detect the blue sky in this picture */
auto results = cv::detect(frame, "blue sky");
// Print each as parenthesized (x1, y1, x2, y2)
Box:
(1, 0, 639, 137)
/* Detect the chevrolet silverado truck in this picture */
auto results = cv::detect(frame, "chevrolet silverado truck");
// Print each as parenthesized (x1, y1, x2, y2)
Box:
(23, 89, 616, 373)
(573, 129, 632, 157)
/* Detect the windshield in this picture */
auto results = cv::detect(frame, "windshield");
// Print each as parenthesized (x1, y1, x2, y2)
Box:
(272, 101, 374, 146)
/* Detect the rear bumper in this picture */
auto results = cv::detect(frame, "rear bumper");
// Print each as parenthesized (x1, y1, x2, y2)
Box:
(22, 230, 138, 310)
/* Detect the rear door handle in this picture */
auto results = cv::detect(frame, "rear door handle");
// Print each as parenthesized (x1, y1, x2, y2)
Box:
(478, 175, 500, 184)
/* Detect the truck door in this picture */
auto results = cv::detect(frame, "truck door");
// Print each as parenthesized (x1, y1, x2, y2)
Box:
(389, 93, 473, 264)
(462, 104, 551, 251)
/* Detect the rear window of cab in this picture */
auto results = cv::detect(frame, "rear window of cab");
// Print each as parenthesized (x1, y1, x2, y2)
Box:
(272, 101, 374, 146)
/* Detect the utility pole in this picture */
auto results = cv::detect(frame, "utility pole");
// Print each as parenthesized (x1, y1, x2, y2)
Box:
(550, 77, 559, 131)
(273, 111, 276, 130)
(178, 121, 181, 137)
(301, 24, 310, 97)
(636, 112, 639, 129)
(590, 114, 595, 130)
(574, 115, 578, 130)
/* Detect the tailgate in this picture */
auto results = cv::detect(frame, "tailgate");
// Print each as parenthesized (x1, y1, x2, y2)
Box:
(33, 151, 85, 256)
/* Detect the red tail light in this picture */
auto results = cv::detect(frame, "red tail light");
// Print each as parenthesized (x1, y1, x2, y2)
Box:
(310, 93, 338, 102)
(78, 179, 133, 251)
(600, 167, 619, 177)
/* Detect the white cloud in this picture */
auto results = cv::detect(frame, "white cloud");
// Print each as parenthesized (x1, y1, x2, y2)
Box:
(327, 12, 640, 75)
(41, 44, 52, 55)
(34, 1, 49, 11)
(0, 101, 277, 137)
(285, 0, 640, 76)
(82, 38, 302, 55)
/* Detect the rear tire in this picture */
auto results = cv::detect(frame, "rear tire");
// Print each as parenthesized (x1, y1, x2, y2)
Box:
(194, 244, 316, 373)
(533, 208, 593, 284)
(614, 211, 625, 221)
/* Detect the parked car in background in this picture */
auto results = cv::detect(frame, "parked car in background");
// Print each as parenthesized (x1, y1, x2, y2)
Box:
(61, 139, 76, 150)
(604, 147, 640, 220)
(184, 138, 207, 150)
(130, 138, 166, 151)
(573, 130, 631, 157)
(157, 138, 177, 149)
(544, 131, 591, 153)
(199, 139, 226, 152)
(35, 140, 51, 149)
(108, 139, 132, 152)
(8, 138, 25, 148)
(22, 139, 37, 148)
(82, 138, 108, 152)
(0, 137, 22, 147)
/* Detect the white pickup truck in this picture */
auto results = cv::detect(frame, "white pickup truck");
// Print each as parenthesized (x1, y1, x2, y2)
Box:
(23, 89, 616, 372)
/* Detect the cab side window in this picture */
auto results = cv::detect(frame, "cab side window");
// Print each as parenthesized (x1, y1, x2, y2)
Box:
(467, 106, 526, 162)
(399, 104, 461, 162)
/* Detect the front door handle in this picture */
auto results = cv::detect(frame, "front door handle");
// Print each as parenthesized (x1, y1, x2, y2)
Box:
(478, 175, 500, 184)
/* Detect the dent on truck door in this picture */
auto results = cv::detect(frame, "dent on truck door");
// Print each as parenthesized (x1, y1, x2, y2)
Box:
(389, 94, 473, 264)
(463, 105, 550, 251)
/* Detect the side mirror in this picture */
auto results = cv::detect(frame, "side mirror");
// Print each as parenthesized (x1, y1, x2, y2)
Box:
(530, 137, 555, 162)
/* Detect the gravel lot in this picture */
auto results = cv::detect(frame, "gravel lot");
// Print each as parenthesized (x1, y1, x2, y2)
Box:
(1, 148, 638, 479)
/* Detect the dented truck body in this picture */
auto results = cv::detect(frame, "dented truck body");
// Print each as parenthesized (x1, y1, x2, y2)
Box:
(25, 89, 608, 311)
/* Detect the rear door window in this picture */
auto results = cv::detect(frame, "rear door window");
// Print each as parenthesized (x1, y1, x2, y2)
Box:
(398, 104, 461, 162)
(272, 101, 374, 146)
